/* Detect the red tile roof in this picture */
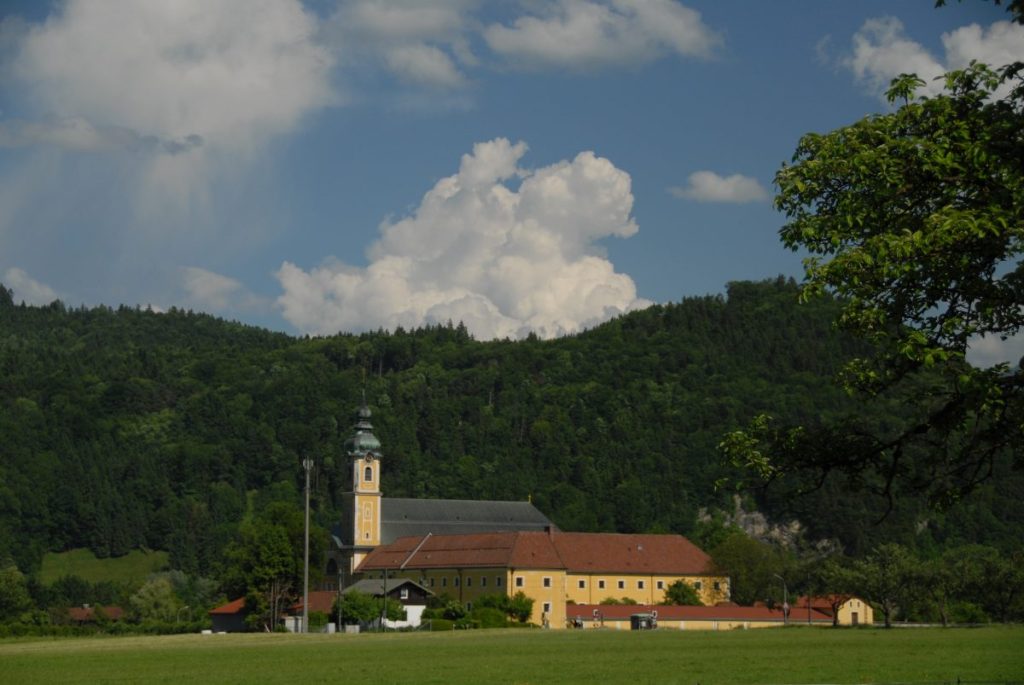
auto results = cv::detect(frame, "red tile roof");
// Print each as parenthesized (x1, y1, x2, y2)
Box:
(289, 591, 337, 615)
(794, 594, 853, 616)
(66, 605, 124, 622)
(209, 597, 247, 615)
(551, 532, 713, 575)
(359, 531, 562, 571)
(358, 530, 713, 575)
(567, 603, 833, 623)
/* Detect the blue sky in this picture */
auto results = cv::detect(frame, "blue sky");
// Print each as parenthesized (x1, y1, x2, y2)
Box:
(1, 1, 1021, 346)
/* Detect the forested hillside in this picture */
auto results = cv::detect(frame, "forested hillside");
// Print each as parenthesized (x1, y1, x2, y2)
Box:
(1, 278, 1021, 582)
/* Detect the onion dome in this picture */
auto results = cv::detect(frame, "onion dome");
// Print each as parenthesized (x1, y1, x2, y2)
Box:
(344, 404, 381, 457)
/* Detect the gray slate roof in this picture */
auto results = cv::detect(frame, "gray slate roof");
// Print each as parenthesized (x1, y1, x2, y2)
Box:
(380, 497, 553, 544)
(330, 497, 554, 550)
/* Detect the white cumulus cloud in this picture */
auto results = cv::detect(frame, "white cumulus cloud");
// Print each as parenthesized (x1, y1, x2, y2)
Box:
(484, 0, 720, 70)
(670, 171, 768, 203)
(2, 267, 59, 306)
(276, 138, 651, 340)
(843, 17, 1024, 100)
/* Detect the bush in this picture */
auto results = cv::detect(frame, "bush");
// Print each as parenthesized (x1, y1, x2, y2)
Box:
(309, 611, 329, 631)
(949, 602, 990, 625)
(469, 606, 507, 629)
(442, 600, 467, 620)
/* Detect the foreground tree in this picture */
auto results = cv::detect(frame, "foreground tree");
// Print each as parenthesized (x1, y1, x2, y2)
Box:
(805, 556, 857, 627)
(334, 590, 378, 626)
(849, 544, 921, 628)
(0, 563, 32, 622)
(507, 591, 535, 623)
(723, 61, 1024, 508)
(710, 530, 793, 606)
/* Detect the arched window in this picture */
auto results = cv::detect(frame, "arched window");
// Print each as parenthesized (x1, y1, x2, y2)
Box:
(364, 465, 373, 482)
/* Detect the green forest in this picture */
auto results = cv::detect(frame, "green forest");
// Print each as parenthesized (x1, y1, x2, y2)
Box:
(1, 277, 1021, 628)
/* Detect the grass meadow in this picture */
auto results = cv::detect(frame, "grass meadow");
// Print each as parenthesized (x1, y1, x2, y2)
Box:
(1, 625, 1020, 684)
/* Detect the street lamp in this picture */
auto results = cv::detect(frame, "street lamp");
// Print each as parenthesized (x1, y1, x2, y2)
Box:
(302, 457, 313, 634)
(773, 574, 789, 625)
(176, 605, 190, 623)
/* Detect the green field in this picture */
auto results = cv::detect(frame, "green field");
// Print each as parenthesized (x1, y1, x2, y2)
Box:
(38, 548, 169, 585)
(1, 625, 1021, 684)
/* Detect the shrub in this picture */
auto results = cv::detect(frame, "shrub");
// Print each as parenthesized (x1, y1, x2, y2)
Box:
(470, 606, 507, 629)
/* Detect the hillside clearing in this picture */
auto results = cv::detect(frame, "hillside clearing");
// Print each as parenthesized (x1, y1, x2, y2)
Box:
(38, 549, 169, 585)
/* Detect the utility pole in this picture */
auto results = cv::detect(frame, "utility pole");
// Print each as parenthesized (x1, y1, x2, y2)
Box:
(302, 457, 313, 634)
(774, 573, 789, 625)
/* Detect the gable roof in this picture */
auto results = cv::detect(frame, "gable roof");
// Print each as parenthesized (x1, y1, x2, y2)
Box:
(343, 578, 432, 597)
(358, 530, 713, 575)
(209, 597, 247, 615)
(550, 532, 713, 575)
(289, 590, 337, 615)
(793, 594, 856, 615)
(359, 530, 564, 571)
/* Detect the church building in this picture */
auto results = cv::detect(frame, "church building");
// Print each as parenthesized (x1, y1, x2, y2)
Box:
(328, 405, 730, 628)
(328, 404, 553, 588)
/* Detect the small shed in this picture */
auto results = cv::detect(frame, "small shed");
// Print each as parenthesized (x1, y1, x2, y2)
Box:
(209, 598, 250, 633)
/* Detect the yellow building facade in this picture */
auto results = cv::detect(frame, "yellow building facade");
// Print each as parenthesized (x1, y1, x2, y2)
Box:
(359, 530, 729, 629)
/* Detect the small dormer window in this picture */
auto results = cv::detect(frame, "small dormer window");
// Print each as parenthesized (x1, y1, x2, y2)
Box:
(364, 465, 373, 482)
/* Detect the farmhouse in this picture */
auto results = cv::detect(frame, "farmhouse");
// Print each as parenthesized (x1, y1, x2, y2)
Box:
(287, 579, 432, 630)
(794, 595, 874, 626)
(329, 404, 731, 628)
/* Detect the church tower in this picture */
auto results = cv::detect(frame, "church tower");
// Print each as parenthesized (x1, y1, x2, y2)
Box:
(339, 403, 382, 583)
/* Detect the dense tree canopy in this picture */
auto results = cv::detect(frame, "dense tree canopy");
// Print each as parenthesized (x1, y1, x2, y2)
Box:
(1, 278, 1022, 619)
(725, 61, 1024, 509)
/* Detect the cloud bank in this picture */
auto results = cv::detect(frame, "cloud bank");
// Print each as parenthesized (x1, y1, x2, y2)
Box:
(14, 0, 333, 153)
(2, 268, 59, 306)
(6, 0, 335, 224)
(276, 139, 651, 340)
(843, 17, 1024, 100)
(670, 171, 768, 203)
(1, 0, 336, 313)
